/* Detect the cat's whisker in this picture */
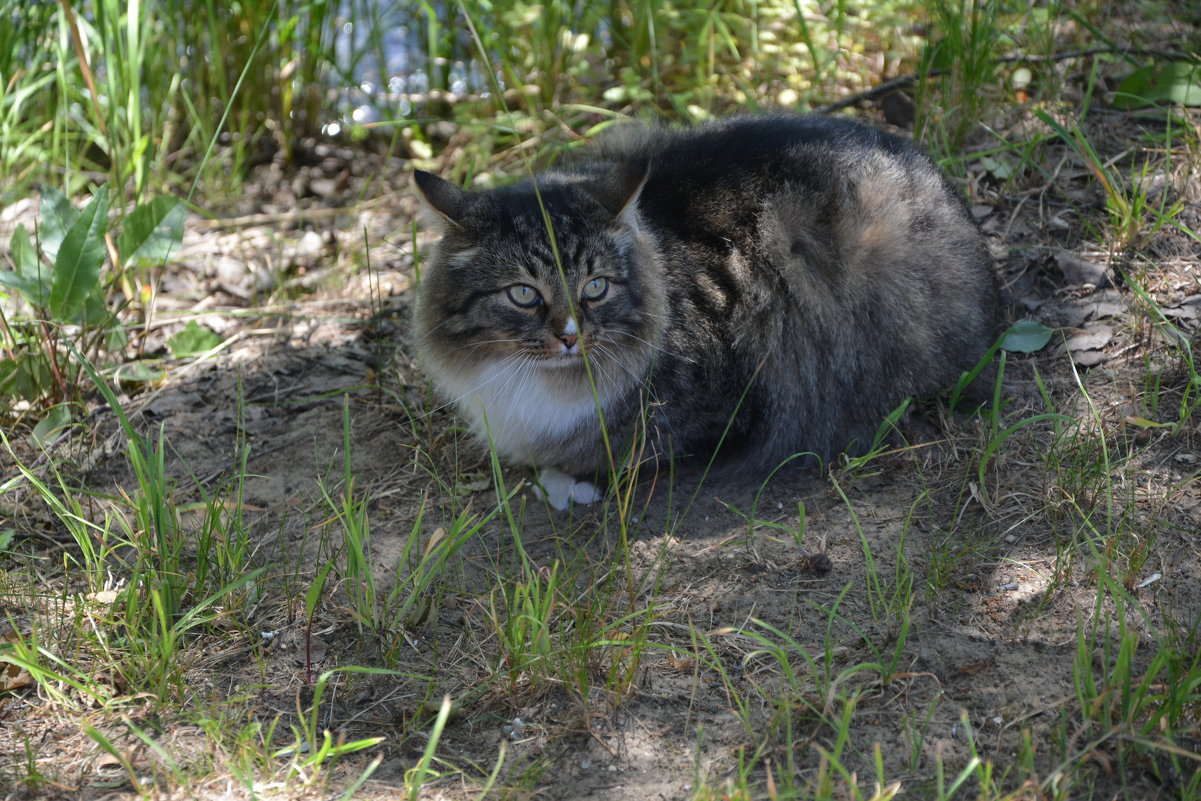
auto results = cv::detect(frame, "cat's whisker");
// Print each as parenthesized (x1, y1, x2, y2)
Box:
(461, 337, 524, 352)
(497, 353, 535, 403)
(408, 350, 529, 421)
(608, 330, 697, 364)
(424, 315, 462, 337)
(590, 342, 671, 440)
(579, 349, 615, 392)
(591, 341, 660, 403)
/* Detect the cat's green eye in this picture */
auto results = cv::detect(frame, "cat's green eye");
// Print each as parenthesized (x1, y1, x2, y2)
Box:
(506, 284, 542, 308)
(581, 277, 609, 302)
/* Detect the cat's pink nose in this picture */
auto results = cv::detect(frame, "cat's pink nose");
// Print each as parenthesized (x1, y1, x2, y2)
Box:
(558, 332, 578, 349)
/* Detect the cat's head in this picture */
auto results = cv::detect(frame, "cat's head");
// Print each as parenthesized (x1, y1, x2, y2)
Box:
(411, 161, 665, 394)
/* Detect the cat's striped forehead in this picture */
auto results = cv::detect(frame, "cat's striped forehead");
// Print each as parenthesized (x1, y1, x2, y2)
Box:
(454, 184, 631, 282)
(488, 176, 603, 216)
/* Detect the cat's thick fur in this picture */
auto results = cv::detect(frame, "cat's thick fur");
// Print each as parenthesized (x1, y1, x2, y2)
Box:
(412, 114, 1000, 508)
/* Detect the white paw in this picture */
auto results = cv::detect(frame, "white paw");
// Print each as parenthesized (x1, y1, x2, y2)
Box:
(532, 467, 603, 511)
(568, 479, 604, 505)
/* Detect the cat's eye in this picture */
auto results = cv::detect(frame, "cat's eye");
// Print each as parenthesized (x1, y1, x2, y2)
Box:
(581, 277, 609, 302)
(506, 284, 542, 308)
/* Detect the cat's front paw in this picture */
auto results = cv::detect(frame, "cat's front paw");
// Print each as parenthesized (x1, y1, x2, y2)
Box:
(533, 467, 603, 511)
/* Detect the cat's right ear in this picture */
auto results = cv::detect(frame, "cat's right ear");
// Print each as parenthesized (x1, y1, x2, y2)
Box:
(590, 158, 650, 222)
(413, 170, 471, 227)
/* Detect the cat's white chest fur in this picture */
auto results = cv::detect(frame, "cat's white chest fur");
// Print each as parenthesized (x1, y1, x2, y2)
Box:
(439, 361, 598, 465)
(436, 363, 605, 510)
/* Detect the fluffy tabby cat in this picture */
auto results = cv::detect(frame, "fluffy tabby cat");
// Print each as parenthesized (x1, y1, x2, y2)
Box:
(412, 114, 1000, 509)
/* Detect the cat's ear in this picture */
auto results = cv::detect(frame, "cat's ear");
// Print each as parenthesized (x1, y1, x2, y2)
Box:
(589, 158, 650, 222)
(413, 170, 472, 227)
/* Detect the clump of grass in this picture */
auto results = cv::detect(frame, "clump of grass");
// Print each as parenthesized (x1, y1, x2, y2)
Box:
(916, 0, 1009, 152)
(0, 0, 344, 201)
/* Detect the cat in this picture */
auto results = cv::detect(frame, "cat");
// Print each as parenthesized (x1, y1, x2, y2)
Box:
(411, 114, 1001, 510)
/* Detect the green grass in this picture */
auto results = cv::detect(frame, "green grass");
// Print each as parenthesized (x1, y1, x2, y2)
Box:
(3, 0, 1201, 798)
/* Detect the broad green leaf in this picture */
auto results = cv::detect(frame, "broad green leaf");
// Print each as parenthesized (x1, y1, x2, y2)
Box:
(1115, 65, 1156, 105)
(68, 289, 128, 351)
(167, 320, 223, 359)
(103, 319, 130, 353)
(10, 224, 40, 275)
(1000, 319, 1054, 353)
(0, 270, 50, 305)
(978, 154, 1015, 181)
(117, 196, 186, 267)
(1114, 63, 1201, 109)
(1153, 62, 1201, 105)
(31, 404, 74, 448)
(0, 358, 22, 398)
(0, 354, 53, 403)
(74, 289, 116, 328)
(49, 185, 109, 321)
(38, 185, 79, 263)
(112, 360, 165, 384)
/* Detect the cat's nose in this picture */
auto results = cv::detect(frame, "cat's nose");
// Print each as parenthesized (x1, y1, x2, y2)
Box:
(557, 315, 579, 350)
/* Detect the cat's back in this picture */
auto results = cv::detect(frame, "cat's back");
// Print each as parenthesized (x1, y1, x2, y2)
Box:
(589, 114, 1000, 468)
(591, 114, 918, 187)
(587, 114, 965, 254)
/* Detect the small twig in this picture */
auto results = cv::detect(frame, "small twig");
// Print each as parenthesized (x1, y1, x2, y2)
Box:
(38, 320, 68, 404)
(816, 47, 1195, 115)
(816, 73, 923, 115)
(198, 194, 397, 230)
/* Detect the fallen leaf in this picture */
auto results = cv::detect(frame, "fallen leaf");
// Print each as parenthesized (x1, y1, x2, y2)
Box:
(167, 320, 223, 360)
(419, 695, 464, 719)
(1070, 349, 1108, 368)
(455, 474, 491, 495)
(953, 658, 995, 676)
(295, 637, 327, 665)
(1055, 250, 1111, 288)
(1065, 326, 1112, 352)
(1125, 416, 1173, 429)
(1059, 292, 1127, 327)
(0, 662, 33, 693)
(423, 527, 447, 559)
(1001, 319, 1054, 353)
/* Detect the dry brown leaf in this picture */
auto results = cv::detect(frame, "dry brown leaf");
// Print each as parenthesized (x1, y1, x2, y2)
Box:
(0, 662, 33, 693)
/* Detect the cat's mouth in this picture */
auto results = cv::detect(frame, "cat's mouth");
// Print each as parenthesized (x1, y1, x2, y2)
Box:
(540, 350, 586, 368)
(532, 334, 591, 367)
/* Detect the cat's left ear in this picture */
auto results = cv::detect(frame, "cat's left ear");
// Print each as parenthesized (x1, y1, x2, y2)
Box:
(588, 158, 650, 225)
(413, 169, 472, 227)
